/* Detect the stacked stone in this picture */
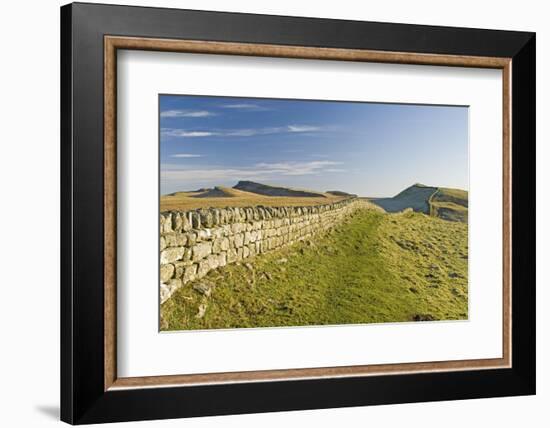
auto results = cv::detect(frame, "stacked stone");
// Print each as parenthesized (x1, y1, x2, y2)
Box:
(160, 198, 367, 303)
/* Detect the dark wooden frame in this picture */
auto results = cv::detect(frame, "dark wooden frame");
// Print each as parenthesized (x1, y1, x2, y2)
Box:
(105, 36, 513, 389)
(61, 2, 536, 424)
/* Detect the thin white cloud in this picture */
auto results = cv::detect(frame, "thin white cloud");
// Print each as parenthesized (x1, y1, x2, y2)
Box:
(288, 125, 320, 132)
(163, 130, 215, 137)
(255, 161, 342, 176)
(170, 154, 203, 158)
(220, 103, 270, 111)
(161, 161, 344, 182)
(162, 125, 324, 138)
(161, 110, 216, 118)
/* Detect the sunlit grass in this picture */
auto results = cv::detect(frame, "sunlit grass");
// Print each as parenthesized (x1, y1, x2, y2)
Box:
(160, 186, 347, 211)
(161, 209, 468, 331)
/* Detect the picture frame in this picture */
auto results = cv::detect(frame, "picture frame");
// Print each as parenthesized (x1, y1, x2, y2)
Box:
(60, 2, 535, 424)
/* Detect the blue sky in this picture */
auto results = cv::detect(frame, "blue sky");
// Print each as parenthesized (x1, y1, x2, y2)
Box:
(160, 95, 468, 197)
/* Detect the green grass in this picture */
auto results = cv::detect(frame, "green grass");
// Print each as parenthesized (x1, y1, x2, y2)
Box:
(434, 187, 468, 207)
(431, 187, 468, 209)
(429, 187, 469, 222)
(430, 201, 468, 222)
(161, 209, 468, 331)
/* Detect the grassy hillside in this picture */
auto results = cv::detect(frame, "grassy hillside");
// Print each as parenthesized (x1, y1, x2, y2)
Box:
(433, 187, 468, 207)
(429, 201, 468, 222)
(161, 209, 468, 331)
(429, 187, 469, 222)
(371, 184, 468, 223)
(161, 186, 347, 211)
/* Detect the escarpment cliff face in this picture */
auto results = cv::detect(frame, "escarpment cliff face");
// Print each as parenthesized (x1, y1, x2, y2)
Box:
(370, 184, 468, 223)
(370, 184, 437, 214)
(159, 198, 371, 303)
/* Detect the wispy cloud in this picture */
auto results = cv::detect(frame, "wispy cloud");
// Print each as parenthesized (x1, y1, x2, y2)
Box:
(170, 154, 203, 158)
(254, 161, 342, 176)
(287, 125, 320, 133)
(161, 110, 216, 118)
(162, 125, 323, 138)
(164, 130, 215, 137)
(161, 161, 344, 182)
(220, 103, 270, 111)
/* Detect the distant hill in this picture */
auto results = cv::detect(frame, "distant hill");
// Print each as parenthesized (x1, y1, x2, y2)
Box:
(371, 184, 437, 214)
(160, 182, 350, 211)
(327, 190, 358, 197)
(233, 181, 327, 198)
(163, 181, 467, 222)
(370, 184, 468, 222)
(191, 186, 237, 198)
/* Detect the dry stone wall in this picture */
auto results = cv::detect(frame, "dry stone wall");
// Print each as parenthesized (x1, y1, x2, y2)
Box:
(160, 198, 369, 303)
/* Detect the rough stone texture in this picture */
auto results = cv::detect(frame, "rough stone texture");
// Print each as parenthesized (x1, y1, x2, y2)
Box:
(160, 264, 175, 283)
(183, 264, 198, 283)
(159, 198, 370, 303)
(192, 241, 213, 261)
(160, 247, 185, 264)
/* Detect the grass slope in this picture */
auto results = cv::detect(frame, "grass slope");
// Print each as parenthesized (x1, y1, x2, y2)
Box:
(161, 209, 468, 331)
(429, 187, 469, 222)
(433, 187, 468, 207)
(161, 186, 346, 211)
(191, 186, 234, 198)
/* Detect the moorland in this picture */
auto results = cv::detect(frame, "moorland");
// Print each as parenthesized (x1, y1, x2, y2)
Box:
(160, 181, 468, 330)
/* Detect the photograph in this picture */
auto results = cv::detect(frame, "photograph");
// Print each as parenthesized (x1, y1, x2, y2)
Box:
(159, 95, 469, 331)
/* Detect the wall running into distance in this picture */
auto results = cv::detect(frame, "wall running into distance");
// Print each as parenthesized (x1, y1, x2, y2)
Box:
(159, 198, 370, 303)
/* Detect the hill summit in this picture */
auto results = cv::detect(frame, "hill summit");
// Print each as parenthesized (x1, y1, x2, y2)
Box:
(371, 183, 468, 222)
(233, 180, 326, 198)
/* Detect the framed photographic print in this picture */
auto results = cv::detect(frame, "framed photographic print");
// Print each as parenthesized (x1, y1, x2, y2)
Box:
(60, 2, 536, 424)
